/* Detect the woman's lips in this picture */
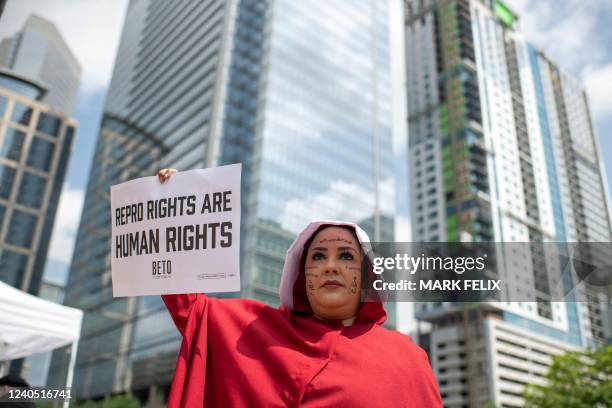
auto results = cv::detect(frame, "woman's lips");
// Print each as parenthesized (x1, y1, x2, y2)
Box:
(321, 280, 344, 288)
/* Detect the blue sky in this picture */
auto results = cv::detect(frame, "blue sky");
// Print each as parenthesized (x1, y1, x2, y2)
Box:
(1, 0, 611, 285)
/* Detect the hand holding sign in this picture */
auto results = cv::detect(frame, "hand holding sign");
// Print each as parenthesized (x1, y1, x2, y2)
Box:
(110, 164, 241, 297)
(158, 168, 177, 183)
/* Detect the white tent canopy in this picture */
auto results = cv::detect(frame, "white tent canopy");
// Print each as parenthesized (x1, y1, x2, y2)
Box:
(0, 280, 82, 360)
(0, 280, 82, 406)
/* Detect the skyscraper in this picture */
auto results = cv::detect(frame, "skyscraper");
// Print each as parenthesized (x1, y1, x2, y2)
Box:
(0, 14, 81, 114)
(52, 0, 400, 401)
(0, 70, 77, 296)
(405, 0, 611, 406)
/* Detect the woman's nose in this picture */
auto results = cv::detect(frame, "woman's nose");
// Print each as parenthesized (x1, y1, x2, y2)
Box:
(324, 259, 339, 274)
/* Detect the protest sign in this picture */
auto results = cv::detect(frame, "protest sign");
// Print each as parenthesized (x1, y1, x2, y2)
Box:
(110, 164, 241, 296)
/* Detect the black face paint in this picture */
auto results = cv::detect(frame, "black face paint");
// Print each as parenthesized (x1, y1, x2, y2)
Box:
(318, 237, 353, 245)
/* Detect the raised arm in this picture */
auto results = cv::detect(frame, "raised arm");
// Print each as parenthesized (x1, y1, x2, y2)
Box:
(158, 168, 200, 337)
(161, 293, 204, 337)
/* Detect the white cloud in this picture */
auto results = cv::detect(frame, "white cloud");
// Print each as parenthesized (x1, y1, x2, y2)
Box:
(0, 0, 128, 93)
(583, 63, 612, 118)
(394, 215, 411, 241)
(504, 1, 612, 77)
(396, 302, 416, 335)
(47, 184, 85, 264)
(505, 0, 529, 13)
(511, 2, 602, 73)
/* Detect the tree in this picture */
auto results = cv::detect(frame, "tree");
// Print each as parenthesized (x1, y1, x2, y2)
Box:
(524, 345, 612, 407)
(73, 394, 141, 408)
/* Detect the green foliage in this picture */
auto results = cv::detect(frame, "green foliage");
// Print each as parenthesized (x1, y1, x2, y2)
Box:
(524, 346, 612, 407)
(74, 393, 141, 408)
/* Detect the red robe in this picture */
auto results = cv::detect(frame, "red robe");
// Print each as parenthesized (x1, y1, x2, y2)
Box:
(163, 221, 442, 407)
(163, 293, 441, 407)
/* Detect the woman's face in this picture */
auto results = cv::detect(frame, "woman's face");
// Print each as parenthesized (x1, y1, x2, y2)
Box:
(304, 226, 362, 321)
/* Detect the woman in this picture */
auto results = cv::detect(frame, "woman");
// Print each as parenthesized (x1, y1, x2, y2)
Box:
(159, 169, 442, 407)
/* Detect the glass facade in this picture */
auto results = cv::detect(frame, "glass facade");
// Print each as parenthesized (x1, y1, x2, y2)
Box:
(0, 250, 29, 287)
(6, 209, 38, 248)
(36, 112, 62, 137)
(0, 15, 81, 114)
(11, 102, 32, 125)
(0, 76, 44, 100)
(0, 203, 5, 229)
(52, 0, 398, 401)
(17, 172, 47, 209)
(0, 95, 7, 114)
(1, 128, 26, 162)
(250, 0, 396, 303)
(0, 165, 16, 198)
(27, 136, 55, 171)
(0, 86, 76, 295)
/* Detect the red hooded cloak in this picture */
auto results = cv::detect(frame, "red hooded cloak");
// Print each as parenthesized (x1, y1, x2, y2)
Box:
(163, 220, 442, 407)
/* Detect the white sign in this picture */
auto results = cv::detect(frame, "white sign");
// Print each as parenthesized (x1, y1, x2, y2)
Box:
(110, 164, 241, 297)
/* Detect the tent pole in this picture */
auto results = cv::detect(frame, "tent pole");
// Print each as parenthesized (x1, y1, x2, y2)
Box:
(63, 341, 78, 408)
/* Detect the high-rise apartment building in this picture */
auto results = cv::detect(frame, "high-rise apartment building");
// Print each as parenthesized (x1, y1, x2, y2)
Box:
(405, 0, 611, 406)
(0, 69, 76, 295)
(0, 14, 81, 114)
(51, 0, 400, 401)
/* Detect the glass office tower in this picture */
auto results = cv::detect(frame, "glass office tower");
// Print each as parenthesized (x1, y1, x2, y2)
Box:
(405, 0, 611, 406)
(0, 70, 77, 295)
(0, 14, 81, 114)
(50, 0, 399, 401)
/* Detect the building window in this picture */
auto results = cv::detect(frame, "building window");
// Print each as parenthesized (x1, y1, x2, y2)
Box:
(27, 137, 55, 172)
(0, 95, 7, 116)
(0, 204, 5, 229)
(0, 128, 25, 162)
(11, 102, 32, 125)
(0, 165, 17, 199)
(6, 209, 38, 248)
(0, 250, 28, 287)
(36, 112, 62, 137)
(65, 126, 75, 144)
(17, 172, 47, 209)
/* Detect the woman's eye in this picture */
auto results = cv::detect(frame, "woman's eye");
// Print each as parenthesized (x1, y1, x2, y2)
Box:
(312, 252, 325, 260)
(340, 251, 354, 260)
